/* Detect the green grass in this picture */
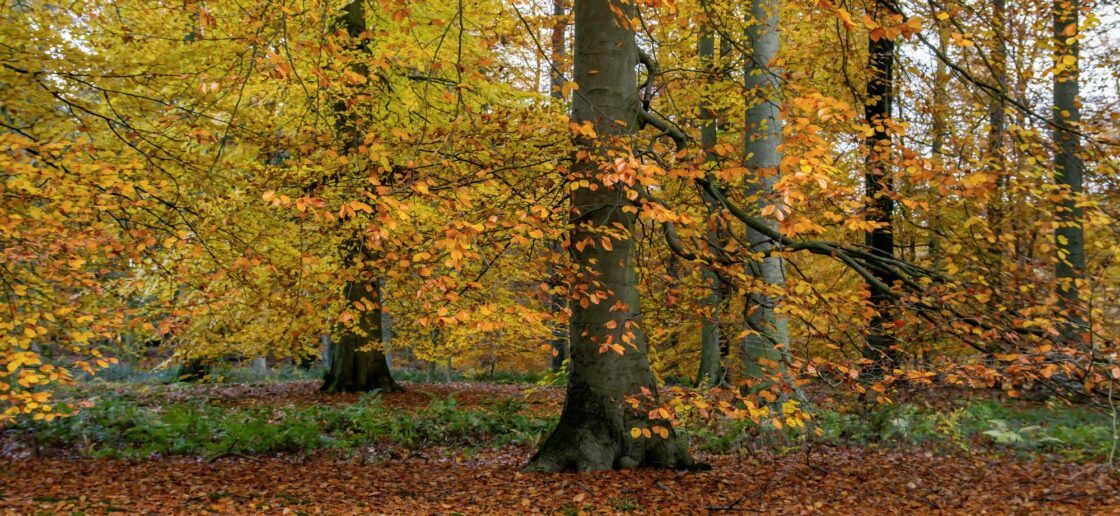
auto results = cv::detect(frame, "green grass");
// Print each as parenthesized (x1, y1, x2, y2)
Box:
(14, 393, 555, 459)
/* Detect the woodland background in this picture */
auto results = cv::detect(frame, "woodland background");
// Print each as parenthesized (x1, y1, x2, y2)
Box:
(3, 0, 1120, 511)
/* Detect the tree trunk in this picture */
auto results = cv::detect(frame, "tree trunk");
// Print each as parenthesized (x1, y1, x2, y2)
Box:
(742, 0, 789, 383)
(862, 0, 898, 375)
(928, 17, 948, 269)
(175, 358, 209, 383)
(525, 0, 696, 472)
(695, 4, 725, 389)
(321, 272, 399, 393)
(1053, 0, 1085, 343)
(549, 0, 571, 373)
(320, 0, 399, 393)
(549, 241, 570, 373)
(986, 0, 1009, 306)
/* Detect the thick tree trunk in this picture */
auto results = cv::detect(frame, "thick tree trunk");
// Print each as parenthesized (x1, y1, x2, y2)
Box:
(1053, 0, 1085, 343)
(742, 0, 789, 382)
(320, 0, 399, 393)
(175, 358, 209, 383)
(862, 0, 898, 375)
(321, 274, 399, 393)
(525, 0, 696, 472)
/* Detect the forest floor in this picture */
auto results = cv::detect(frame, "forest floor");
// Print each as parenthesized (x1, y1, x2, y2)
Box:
(3, 380, 1120, 514)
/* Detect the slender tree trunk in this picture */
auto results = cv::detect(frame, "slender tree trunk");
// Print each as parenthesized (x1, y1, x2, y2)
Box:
(320, 0, 398, 393)
(548, 0, 571, 373)
(862, 0, 898, 375)
(548, 240, 570, 373)
(695, 5, 724, 389)
(382, 310, 393, 368)
(1053, 0, 1085, 343)
(928, 18, 948, 268)
(742, 0, 789, 382)
(526, 0, 696, 472)
(987, 0, 1009, 306)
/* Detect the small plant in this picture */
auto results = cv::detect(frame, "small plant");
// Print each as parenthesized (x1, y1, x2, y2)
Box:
(611, 498, 640, 512)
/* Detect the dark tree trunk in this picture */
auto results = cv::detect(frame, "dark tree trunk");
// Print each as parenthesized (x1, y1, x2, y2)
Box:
(525, 0, 697, 473)
(1053, 0, 1085, 344)
(320, 0, 398, 393)
(175, 358, 209, 383)
(862, 0, 898, 375)
(321, 273, 399, 393)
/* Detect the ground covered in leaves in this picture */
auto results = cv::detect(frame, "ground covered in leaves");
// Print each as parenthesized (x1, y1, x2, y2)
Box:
(3, 380, 1119, 513)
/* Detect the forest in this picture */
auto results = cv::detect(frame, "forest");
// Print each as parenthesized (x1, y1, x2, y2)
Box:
(3, 0, 1120, 511)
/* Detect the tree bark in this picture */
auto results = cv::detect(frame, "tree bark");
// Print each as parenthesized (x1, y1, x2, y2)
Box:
(862, 0, 898, 375)
(1053, 0, 1085, 343)
(742, 0, 789, 382)
(319, 0, 398, 393)
(525, 0, 697, 472)
(695, 4, 725, 389)
(986, 0, 1009, 306)
(321, 272, 399, 393)
(548, 0, 571, 373)
(175, 358, 209, 383)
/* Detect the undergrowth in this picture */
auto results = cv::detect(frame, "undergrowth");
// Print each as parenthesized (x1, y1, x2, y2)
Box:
(10, 394, 554, 459)
(687, 400, 1115, 462)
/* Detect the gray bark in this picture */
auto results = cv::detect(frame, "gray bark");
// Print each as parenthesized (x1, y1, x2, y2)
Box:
(525, 0, 697, 472)
(695, 7, 725, 389)
(987, 0, 1009, 305)
(742, 0, 790, 381)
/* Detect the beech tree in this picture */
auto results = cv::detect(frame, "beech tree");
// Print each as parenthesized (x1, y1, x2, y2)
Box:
(1052, 0, 1085, 345)
(525, 0, 697, 472)
(319, 0, 398, 394)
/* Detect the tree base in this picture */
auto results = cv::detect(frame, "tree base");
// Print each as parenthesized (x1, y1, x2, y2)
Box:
(524, 386, 706, 472)
(174, 360, 209, 383)
(319, 373, 400, 394)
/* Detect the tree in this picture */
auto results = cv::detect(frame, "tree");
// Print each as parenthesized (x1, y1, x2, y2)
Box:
(740, 0, 789, 384)
(862, 0, 899, 375)
(1052, 0, 1085, 345)
(549, 0, 571, 373)
(525, 0, 697, 472)
(695, 0, 728, 389)
(319, 0, 398, 393)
